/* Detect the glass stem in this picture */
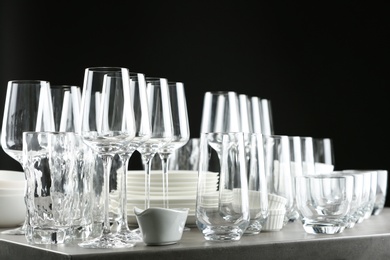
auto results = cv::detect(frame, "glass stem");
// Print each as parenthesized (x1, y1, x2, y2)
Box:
(100, 154, 113, 236)
(118, 153, 132, 233)
(143, 160, 151, 209)
(160, 153, 170, 208)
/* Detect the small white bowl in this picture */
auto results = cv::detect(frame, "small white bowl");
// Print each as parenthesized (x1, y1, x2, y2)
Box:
(0, 170, 25, 190)
(0, 194, 26, 227)
(134, 207, 189, 246)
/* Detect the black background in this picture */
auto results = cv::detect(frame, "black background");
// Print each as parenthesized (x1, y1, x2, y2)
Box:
(1, 2, 389, 205)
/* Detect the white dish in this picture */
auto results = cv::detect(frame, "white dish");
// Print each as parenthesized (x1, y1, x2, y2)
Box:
(0, 188, 25, 196)
(0, 170, 25, 190)
(128, 213, 196, 227)
(0, 194, 26, 228)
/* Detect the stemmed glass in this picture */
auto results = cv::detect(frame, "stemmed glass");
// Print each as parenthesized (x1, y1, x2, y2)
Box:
(1, 80, 54, 235)
(78, 67, 136, 249)
(157, 81, 190, 208)
(113, 72, 151, 241)
(137, 77, 173, 209)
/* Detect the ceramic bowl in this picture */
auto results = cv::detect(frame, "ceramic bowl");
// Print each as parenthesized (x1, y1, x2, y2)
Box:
(0, 170, 25, 190)
(134, 207, 189, 246)
(0, 193, 26, 227)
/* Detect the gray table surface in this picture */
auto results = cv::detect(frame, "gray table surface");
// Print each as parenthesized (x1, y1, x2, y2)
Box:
(2, 208, 390, 260)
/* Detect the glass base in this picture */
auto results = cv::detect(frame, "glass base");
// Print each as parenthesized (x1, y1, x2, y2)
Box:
(78, 233, 136, 248)
(303, 223, 346, 235)
(115, 229, 143, 242)
(201, 226, 244, 241)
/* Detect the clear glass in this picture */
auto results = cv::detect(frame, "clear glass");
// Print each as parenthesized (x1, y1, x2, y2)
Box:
(295, 174, 354, 235)
(0, 80, 54, 235)
(196, 132, 250, 241)
(110, 72, 151, 242)
(313, 137, 335, 173)
(244, 133, 268, 235)
(137, 77, 173, 209)
(157, 81, 190, 208)
(200, 91, 240, 134)
(372, 170, 388, 215)
(263, 135, 294, 230)
(23, 132, 76, 244)
(77, 67, 136, 249)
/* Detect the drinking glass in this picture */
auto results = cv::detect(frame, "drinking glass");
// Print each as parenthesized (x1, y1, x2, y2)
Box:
(110, 72, 151, 242)
(137, 77, 173, 209)
(245, 133, 268, 235)
(313, 137, 335, 173)
(372, 170, 388, 215)
(196, 132, 250, 241)
(50, 84, 93, 240)
(23, 131, 77, 244)
(263, 135, 294, 229)
(200, 91, 240, 134)
(157, 81, 190, 208)
(77, 67, 136, 249)
(295, 174, 354, 234)
(1, 80, 54, 235)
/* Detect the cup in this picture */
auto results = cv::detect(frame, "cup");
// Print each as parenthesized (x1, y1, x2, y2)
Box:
(263, 135, 294, 228)
(313, 137, 335, 174)
(23, 132, 77, 244)
(134, 207, 189, 245)
(372, 170, 388, 215)
(244, 133, 268, 235)
(196, 132, 250, 241)
(295, 174, 354, 234)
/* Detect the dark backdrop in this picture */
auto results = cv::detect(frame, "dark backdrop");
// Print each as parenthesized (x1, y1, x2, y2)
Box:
(1, 2, 389, 204)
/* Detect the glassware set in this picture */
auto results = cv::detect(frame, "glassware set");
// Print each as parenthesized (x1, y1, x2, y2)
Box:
(0, 73, 387, 248)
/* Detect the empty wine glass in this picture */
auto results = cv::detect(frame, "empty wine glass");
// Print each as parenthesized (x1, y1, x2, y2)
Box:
(200, 91, 240, 134)
(136, 77, 173, 209)
(157, 81, 190, 208)
(77, 67, 136, 249)
(111, 72, 151, 242)
(1, 80, 54, 235)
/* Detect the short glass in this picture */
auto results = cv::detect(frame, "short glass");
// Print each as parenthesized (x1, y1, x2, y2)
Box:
(295, 174, 354, 235)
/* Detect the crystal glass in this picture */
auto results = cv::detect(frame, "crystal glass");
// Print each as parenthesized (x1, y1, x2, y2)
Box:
(110, 72, 151, 242)
(77, 67, 136, 249)
(157, 81, 190, 208)
(1, 80, 54, 235)
(137, 77, 173, 209)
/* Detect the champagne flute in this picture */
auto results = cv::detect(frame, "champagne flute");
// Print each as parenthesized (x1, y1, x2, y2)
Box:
(1, 80, 54, 235)
(137, 77, 173, 209)
(112, 72, 151, 241)
(78, 67, 136, 249)
(157, 81, 190, 208)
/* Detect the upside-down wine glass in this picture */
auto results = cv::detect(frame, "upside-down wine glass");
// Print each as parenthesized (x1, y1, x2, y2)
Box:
(78, 67, 136, 249)
(1, 80, 54, 235)
(137, 77, 173, 209)
(157, 81, 190, 208)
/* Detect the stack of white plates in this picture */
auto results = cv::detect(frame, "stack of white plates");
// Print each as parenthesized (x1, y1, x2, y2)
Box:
(109, 170, 219, 226)
(0, 170, 26, 227)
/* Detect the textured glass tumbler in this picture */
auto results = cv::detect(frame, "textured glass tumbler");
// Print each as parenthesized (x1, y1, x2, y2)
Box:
(196, 132, 250, 241)
(295, 174, 354, 235)
(23, 132, 77, 244)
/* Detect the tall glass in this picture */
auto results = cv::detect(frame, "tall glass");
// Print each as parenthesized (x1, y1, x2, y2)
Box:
(78, 67, 136, 249)
(1, 80, 54, 235)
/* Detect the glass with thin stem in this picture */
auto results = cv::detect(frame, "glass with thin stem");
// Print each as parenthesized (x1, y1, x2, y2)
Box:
(77, 67, 136, 249)
(157, 81, 190, 208)
(137, 77, 173, 209)
(113, 72, 151, 242)
(1, 80, 54, 235)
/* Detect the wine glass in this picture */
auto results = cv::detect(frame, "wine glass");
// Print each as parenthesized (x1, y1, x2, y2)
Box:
(157, 81, 190, 208)
(1, 80, 54, 235)
(77, 67, 136, 249)
(111, 72, 151, 241)
(137, 77, 173, 209)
